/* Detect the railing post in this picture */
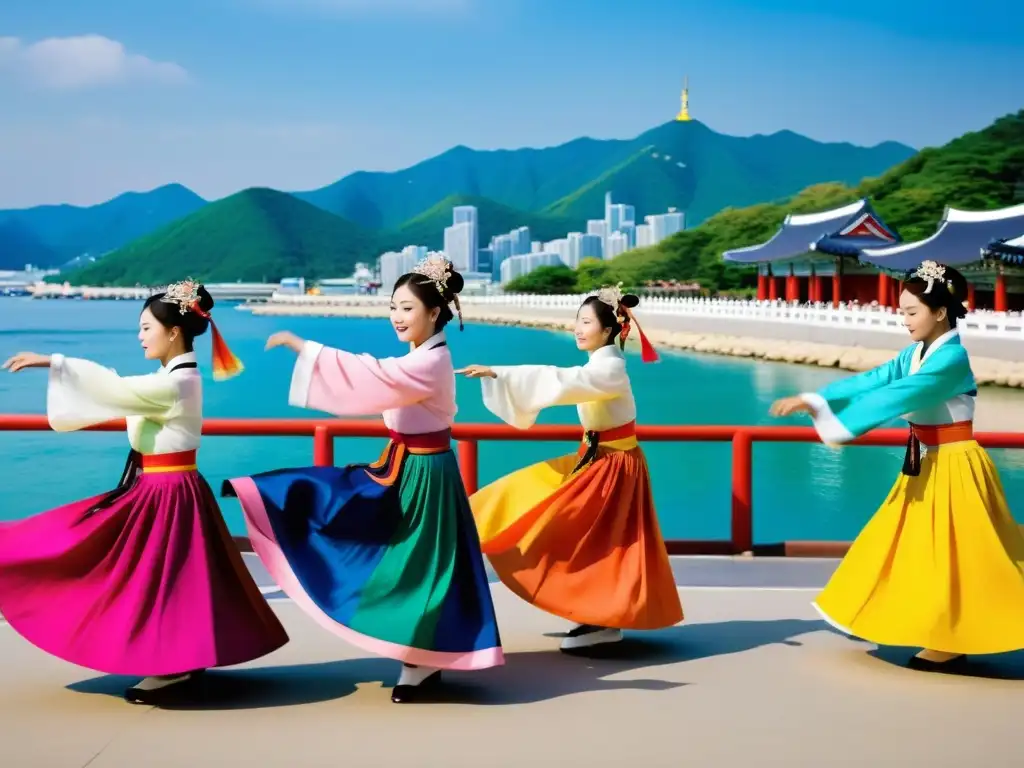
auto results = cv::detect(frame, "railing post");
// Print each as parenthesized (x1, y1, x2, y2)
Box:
(313, 425, 334, 467)
(458, 439, 479, 495)
(731, 430, 754, 555)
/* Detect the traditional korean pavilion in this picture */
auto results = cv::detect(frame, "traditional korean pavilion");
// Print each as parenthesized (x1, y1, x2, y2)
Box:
(859, 203, 1024, 311)
(723, 199, 899, 306)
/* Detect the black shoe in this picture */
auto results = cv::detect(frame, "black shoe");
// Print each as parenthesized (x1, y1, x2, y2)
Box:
(391, 671, 442, 704)
(906, 654, 967, 674)
(560, 624, 623, 651)
(124, 671, 203, 705)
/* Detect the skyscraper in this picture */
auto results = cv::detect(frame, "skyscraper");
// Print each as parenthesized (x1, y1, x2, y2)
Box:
(379, 245, 428, 290)
(489, 233, 515, 282)
(511, 226, 531, 256)
(443, 222, 474, 272)
(476, 247, 493, 275)
(568, 232, 603, 266)
(452, 205, 479, 271)
(646, 208, 686, 244)
(619, 222, 636, 248)
(605, 231, 629, 260)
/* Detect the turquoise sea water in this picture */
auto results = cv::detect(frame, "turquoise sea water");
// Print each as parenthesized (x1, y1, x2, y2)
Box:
(1, 297, 1022, 541)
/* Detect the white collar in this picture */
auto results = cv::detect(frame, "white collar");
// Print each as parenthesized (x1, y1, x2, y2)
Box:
(919, 328, 959, 362)
(589, 344, 624, 362)
(911, 328, 959, 373)
(161, 351, 198, 374)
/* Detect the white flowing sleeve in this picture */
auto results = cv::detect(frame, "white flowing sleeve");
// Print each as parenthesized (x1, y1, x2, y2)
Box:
(46, 354, 180, 432)
(480, 359, 629, 429)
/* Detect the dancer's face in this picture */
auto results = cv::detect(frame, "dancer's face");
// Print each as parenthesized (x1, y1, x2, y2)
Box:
(390, 284, 440, 347)
(138, 306, 178, 361)
(574, 303, 611, 352)
(899, 290, 947, 343)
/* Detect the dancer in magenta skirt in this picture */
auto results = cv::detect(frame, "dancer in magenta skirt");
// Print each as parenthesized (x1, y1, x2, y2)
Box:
(0, 279, 288, 704)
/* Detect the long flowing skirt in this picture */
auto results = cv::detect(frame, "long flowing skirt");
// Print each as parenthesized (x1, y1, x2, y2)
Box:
(814, 439, 1024, 654)
(225, 442, 504, 670)
(470, 445, 683, 630)
(0, 471, 290, 676)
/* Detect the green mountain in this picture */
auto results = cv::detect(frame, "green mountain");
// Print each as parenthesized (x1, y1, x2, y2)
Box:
(385, 194, 585, 251)
(63, 188, 381, 286)
(6, 120, 913, 274)
(0, 184, 207, 267)
(589, 109, 1024, 291)
(296, 120, 914, 229)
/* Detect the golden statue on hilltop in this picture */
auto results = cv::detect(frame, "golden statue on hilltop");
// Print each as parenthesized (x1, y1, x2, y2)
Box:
(676, 77, 691, 122)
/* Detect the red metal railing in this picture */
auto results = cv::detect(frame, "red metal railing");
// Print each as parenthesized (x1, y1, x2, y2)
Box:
(2, 414, 1023, 557)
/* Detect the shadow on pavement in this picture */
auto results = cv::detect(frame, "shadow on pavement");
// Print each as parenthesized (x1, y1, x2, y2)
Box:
(66, 617, 824, 709)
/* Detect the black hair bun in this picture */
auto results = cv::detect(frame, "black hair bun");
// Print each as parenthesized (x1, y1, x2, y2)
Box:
(444, 269, 465, 298)
(197, 285, 215, 314)
(620, 293, 640, 309)
(944, 267, 968, 300)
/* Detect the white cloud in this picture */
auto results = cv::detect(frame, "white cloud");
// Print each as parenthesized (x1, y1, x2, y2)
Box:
(0, 35, 188, 90)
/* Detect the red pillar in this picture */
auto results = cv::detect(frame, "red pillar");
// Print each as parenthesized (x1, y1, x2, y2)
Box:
(995, 270, 1008, 312)
(831, 258, 843, 308)
(876, 272, 890, 307)
(890, 279, 899, 307)
(810, 273, 821, 303)
(786, 265, 798, 303)
(769, 275, 779, 301)
(967, 282, 976, 311)
(757, 273, 768, 301)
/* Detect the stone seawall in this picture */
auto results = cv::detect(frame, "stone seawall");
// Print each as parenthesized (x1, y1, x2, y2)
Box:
(248, 303, 1024, 389)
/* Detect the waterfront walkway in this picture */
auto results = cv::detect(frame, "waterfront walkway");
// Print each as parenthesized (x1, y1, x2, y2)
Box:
(2, 557, 1022, 767)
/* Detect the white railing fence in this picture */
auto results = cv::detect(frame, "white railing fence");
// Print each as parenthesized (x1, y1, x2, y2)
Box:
(258, 292, 1023, 339)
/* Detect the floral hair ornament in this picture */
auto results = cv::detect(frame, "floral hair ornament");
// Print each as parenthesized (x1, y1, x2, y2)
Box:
(161, 277, 244, 381)
(592, 282, 659, 363)
(915, 260, 954, 295)
(412, 252, 463, 330)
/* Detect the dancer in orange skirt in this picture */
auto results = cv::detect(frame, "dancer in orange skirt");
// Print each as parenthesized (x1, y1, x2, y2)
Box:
(457, 284, 682, 650)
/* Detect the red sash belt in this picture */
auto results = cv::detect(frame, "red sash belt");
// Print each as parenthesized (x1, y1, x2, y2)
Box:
(573, 420, 638, 473)
(902, 421, 973, 477)
(141, 450, 198, 473)
(910, 421, 974, 447)
(366, 429, 451, 486)
(587, 420, 637, 444)
(386, 428, 452, 455)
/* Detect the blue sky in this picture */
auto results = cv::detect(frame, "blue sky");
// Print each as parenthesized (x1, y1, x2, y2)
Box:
(1, 0, 1021, 208)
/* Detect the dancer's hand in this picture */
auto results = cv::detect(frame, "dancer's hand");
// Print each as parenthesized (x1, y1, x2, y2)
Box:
(769, 396, 813, 418)
(455, 364, 496, 379)
(265, 332, 304, 353)
(2, 352, 51, 372)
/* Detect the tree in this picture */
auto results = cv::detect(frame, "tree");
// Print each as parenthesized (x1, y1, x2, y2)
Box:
(574, 257, 611, 292)
(505, 264, 578, 294)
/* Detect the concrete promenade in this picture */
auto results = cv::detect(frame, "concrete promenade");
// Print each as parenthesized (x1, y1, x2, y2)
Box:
(2, 556, 1022, 767)
(246, 300, 1024, 386)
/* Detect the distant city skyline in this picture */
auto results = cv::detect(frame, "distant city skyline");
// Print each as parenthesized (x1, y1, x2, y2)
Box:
(381, 190, 687, 286)
(2, 0, 1022, 208)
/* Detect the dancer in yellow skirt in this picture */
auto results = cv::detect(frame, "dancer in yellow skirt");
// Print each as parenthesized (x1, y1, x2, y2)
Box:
(457, 284, 683, 651)
(771, 261, 1024, 672)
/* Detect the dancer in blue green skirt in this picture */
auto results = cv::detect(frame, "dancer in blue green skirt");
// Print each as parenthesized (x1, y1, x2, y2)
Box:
(225, 255, 503, 703)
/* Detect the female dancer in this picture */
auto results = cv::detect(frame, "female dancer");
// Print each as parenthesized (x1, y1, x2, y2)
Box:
(770, 261, 1024, 672)
(457, 284, 682, 651)
(0, 280, 289, 703)
(224, 255, 503, 703)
